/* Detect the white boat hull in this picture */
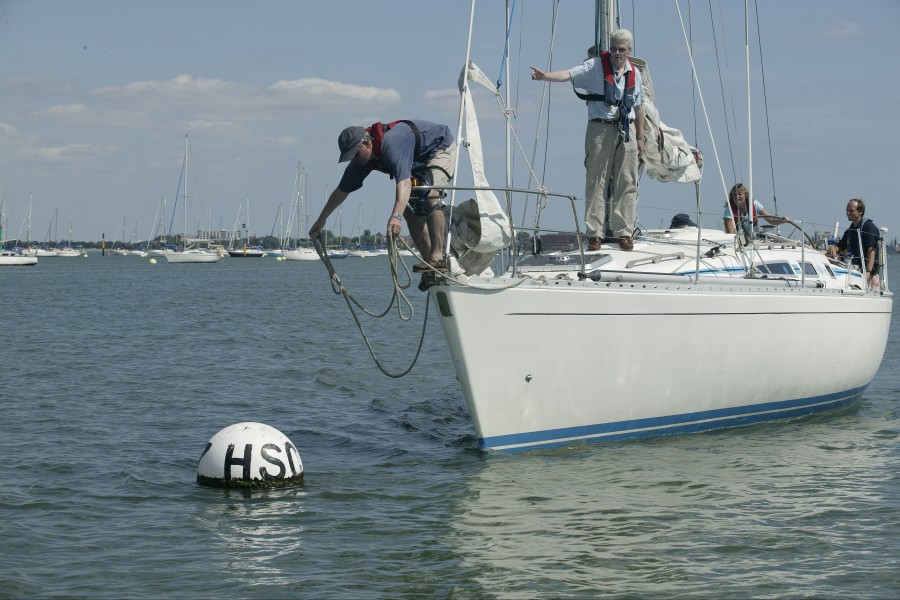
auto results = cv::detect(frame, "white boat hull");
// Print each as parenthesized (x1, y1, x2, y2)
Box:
(283, 249, 320, 261)
(55, 248, 84, 257)
(432, 279, 891, 452)
(164, 250, 223, 263)
(27, 248, 58, 257)
(0, 253, 38, 266)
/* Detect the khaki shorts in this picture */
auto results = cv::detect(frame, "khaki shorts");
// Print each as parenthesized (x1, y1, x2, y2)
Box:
(427, 141, 458, 188)
(411, 141, 458, 217)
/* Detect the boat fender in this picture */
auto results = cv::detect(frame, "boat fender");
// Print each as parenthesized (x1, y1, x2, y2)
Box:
(197, 422, 304, 489)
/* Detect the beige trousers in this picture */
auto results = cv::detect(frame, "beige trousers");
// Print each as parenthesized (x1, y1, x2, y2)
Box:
(584, 120, 640, 238)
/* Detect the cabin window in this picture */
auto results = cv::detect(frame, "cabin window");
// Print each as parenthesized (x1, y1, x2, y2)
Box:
(802, 262, 818, 275)
(755, 262, 793, 275)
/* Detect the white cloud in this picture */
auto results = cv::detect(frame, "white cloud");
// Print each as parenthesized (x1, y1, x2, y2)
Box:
(814, 21, 862, 40)
(269, 77, 400, 105)
(263, 135, 300, 146)
(90, 74, 400, 118)
(26, 103, 87, 120)
(16, 143, 120, 163)
(0, 76, 77, 95)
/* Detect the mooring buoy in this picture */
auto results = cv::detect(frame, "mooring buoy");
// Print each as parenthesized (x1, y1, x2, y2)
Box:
(197, 422, 303, 489)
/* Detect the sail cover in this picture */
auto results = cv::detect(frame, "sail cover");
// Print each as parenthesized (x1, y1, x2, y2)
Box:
(631, 57, 702, 184)
(447, 61, 512, 276)
(641, 98, 703, 184)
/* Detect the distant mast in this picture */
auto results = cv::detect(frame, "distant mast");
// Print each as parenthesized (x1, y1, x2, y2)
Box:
(182, 134, 189, 247)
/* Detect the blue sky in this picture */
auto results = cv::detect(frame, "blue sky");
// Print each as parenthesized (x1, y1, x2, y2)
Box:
(2, 0, 899, 244)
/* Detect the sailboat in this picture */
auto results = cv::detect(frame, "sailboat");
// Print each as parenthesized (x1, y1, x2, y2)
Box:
(0, 201, 37, 266)
(164, 134, 223, 264)
(55, 211, 86, 257)
(282, 163, 319, 261)
(405, 0, 892, 452)
(110, 218, 129, 255)
(326, 190, 348, 259)
(227, 197, 267, 257)
(21, 194, 55, 257)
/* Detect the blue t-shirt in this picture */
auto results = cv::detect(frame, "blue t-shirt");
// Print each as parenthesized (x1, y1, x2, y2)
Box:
(338, 120, 454, 193)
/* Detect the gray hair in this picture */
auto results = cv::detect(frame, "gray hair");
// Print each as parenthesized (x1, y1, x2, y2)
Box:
(610, 28, 633, 49)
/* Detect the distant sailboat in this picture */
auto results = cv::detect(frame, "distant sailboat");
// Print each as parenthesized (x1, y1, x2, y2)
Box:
(22, 194, 57, 257)
(110, 218, 129, 255)
(227, 197, 267, 257)
(164, 134, 223, 264)
(283, 165, 320, 261)
(0, 202, 37, 266)
(56, 211, 85, 257)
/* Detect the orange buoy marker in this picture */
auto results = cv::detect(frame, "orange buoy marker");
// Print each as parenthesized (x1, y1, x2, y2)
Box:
(197, 422, 303, 489)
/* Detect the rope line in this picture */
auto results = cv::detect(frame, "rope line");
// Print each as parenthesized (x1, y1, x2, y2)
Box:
(311, 233, 428, 378)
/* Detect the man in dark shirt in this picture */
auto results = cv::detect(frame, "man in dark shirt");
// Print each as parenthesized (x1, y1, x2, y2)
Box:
(309, 119, 457, 271)
(826, 198, 881, 290)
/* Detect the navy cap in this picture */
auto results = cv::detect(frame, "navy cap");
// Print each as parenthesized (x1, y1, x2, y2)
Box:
(338, 126, 366, 162)
(670, 213, 697, 228)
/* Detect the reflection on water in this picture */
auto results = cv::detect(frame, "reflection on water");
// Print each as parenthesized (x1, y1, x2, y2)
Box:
(450, 410, 894, 597)
(195, 488, 307, 586)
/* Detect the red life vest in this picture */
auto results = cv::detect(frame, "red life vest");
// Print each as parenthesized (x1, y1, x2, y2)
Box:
(365, 120, 421, 175)
(572, 51, 637, 140)
(729, 198, 758, 223)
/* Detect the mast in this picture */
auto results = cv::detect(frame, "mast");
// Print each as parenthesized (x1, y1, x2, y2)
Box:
(595, 0, 614, 54)
(26, 193, 32, 244)
(744, 0, 753, 233)
(182, 134, 189, 247)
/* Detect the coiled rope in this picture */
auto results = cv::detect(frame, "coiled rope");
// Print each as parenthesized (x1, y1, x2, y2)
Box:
(311, 233, 430, 378)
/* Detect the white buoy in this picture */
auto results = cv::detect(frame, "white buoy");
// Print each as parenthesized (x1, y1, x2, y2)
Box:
(197, 422, 303, 488)
(149, 258, 157, 265)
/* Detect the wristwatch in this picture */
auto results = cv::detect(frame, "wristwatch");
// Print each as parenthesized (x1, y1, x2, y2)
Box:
(391, 213, 402, 221)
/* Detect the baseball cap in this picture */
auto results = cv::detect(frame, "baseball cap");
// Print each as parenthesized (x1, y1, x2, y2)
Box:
(338, 126, 366, 162)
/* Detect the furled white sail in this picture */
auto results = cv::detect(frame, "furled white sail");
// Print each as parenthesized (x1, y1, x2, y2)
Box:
(447, 61, 512, 276)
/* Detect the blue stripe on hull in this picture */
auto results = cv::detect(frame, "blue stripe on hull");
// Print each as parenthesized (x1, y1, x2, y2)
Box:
(480, 386, 866, 452)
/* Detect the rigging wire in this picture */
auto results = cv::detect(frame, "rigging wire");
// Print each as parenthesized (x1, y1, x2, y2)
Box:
(689, 1, 699, 147)
(717, 0, 745, 184)
(673, 0, 731, 204)
(495, 0, 517, 89)
(511, 2, 525, 188)
(706, 0, 740, 186)
(753, 0, 778, 217)
(521, 0, 560, 233)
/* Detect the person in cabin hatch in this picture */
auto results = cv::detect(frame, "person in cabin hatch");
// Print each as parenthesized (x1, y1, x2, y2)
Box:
(723, 183, 791, 239)
(529, 28, 645, 252)
(826, 198, 881, 291)
(309, 119, 457, 272)
(669, 213, 696, 229)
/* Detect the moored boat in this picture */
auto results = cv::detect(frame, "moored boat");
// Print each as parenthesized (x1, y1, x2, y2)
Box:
(163, 134, 223, 264)
(0, 247, 38, 266)
(422, 0, 892, 451)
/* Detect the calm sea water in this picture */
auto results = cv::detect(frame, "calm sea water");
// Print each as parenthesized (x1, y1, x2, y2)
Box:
(1, 254, 898, 599)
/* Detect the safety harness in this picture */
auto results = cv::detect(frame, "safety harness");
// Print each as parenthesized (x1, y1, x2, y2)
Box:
(365, 120, 448, 218)
(572, 51, 637, 141)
